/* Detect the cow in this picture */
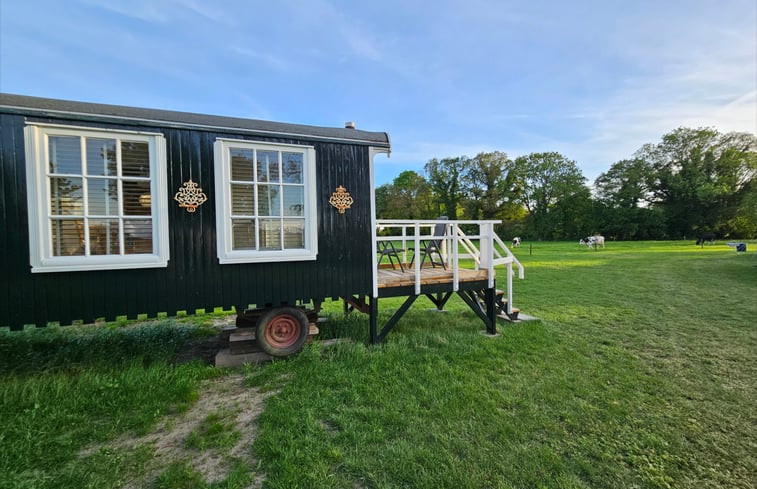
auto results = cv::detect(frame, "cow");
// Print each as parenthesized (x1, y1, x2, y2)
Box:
(580, 235, 605, 249)
(511, 236, 521, 248)
(695, 233, 716, 246)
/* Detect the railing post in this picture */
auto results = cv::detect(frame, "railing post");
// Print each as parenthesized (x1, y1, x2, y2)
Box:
(401, 225, 407, 264)
(452, 222, 459, 291)
(507, 262, 513, 315)
(414, 222, 421, 295)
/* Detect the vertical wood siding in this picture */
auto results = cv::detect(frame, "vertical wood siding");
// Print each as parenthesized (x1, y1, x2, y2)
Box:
(0, 113, 374, 329)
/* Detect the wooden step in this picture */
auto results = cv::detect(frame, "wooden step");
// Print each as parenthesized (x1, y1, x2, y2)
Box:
(229, 329, 258, 354)
(496, 308, 520, 322)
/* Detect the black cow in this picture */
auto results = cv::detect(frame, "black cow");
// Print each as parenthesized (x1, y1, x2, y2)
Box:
(696, 233, 716, 245)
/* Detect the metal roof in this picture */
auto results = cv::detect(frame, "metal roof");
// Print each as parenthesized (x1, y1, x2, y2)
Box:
(0, 93, 391, 148)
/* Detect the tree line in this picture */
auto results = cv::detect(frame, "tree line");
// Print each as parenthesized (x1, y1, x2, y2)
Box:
(376, 127, 757, 240)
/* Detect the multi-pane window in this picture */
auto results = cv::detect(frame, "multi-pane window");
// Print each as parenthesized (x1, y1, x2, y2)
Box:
(214, 139, 317, 263)
(25, 124, 169, 272)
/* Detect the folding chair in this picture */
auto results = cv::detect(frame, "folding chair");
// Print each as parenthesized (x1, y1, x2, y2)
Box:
(409, 218, 448, 269)
(377, 240, 405, 272)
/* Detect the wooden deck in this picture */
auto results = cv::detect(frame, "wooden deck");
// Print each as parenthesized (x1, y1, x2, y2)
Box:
(377, 266, 489, 289)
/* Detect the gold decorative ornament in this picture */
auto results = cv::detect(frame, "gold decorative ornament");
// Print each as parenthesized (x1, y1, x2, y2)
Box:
(329, 185, 354, 214)
(174, 179, 208, 213)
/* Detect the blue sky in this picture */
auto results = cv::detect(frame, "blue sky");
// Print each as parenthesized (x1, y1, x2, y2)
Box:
(2, 0, 755, 186)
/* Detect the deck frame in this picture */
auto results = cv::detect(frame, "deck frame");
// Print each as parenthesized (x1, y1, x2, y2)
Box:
(364, 219, 524, 342)
(366, 274, 497, 343)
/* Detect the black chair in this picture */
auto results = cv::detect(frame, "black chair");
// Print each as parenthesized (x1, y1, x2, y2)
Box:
(409, 218, 448, 269)
(377, 240, 405, 272)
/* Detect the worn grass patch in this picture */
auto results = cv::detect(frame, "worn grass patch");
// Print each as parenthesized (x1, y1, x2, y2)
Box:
(0, 320, 264, 489)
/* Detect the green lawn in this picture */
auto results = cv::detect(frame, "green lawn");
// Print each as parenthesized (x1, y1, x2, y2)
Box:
(1, 241, 755, 488)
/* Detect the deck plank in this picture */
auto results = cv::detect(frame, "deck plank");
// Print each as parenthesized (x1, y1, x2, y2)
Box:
(377, 267, 488, 289)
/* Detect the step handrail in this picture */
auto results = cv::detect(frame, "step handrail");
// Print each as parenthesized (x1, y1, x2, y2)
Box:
(492, 233, 524, 279)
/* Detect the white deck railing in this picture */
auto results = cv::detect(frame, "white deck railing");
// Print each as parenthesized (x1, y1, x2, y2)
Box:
(374, 219, 524, 314)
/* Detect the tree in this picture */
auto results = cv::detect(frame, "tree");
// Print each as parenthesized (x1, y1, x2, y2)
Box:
(637, 127, 757, 238)
(461, 151, 514, 219)
(593, 158, 663, 240)
(511, 152, 591, 240)
(459, 151, 527, 236)
(728, 178, 757, 237)
(424, 156, 466, 219)
(374, 183, 393, 218)
(594, 158, 653, 209)
(375, 170, 435, 219)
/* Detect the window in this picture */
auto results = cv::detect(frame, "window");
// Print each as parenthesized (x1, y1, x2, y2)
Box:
(24, 124, 169, 272)
(214, 139, 317, 263)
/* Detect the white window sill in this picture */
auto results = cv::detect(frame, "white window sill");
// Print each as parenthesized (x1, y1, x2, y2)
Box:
(31, 256, 169, 273)
(218, 251, 317, 264)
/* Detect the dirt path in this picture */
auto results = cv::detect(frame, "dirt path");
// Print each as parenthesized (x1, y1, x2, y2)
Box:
(81, 373, 274, 488)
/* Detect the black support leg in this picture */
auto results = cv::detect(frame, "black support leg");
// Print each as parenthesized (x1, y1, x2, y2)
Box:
(425, 291, 453, 311)
(457, 290, 497, 334)
(485, 287, 497, 335)
(376, 295, 418, 342)
(370, 296, 378, 344)
(369, 295, 419, 344)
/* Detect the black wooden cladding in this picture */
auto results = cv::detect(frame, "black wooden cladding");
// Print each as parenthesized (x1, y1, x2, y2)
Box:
(1, 110, 378, 329)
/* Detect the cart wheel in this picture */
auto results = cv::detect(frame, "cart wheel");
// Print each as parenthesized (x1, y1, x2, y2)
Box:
(256, 307, 309, 357)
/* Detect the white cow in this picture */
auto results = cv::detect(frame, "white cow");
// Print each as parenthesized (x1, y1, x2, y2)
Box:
(580, 235, 605, 248)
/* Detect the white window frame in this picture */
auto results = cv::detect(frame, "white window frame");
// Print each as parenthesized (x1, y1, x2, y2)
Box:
(24, 123, 170, 273)
(214, 138, 318, 263)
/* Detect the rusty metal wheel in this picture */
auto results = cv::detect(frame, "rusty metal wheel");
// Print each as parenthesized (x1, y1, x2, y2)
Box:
(255, 307, 309, 357)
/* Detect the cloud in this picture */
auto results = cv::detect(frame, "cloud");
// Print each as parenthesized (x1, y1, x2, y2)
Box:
(78, 0, 230, 24)
(228, 46, 292, 71)
(77, 0, 169, 23)
(507, 10, 757, 182)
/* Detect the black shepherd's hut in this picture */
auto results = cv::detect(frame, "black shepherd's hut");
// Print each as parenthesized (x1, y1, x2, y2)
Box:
(1, 94, 524, 355)
(1, 94, 393, 353)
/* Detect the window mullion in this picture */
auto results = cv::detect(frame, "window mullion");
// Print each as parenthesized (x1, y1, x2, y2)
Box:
(47, 134, 59, 257)
(278, 152, 284, 249)
(80, 136, 91, 256)
(252, 149, 260, 251)
(104, 141, 113, 254)
(116, 139, 125, 255)
(54, 219, 62, 257)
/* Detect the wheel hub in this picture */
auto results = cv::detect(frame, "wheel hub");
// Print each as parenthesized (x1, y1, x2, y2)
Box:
(265, 315, 301, 348)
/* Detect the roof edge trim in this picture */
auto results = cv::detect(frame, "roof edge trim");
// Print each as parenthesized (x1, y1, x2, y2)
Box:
(0, 94, 391, 148)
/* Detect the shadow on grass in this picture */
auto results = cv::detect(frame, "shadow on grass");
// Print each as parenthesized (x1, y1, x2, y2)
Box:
(0, 320, 216, 374)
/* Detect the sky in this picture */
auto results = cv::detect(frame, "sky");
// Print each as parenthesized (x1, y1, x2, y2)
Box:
(1, 0, 755, 186)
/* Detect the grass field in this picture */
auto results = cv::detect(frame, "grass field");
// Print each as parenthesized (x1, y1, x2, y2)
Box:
(1, 241, 755, 488)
